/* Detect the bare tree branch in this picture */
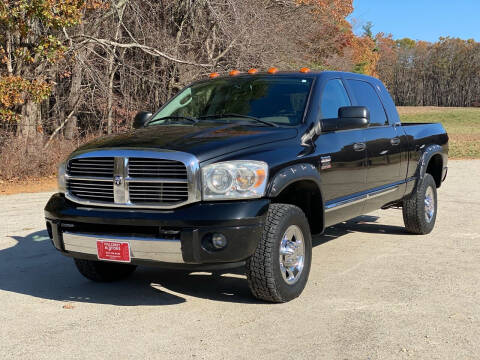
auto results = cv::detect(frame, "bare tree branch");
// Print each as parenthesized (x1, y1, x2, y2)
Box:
(43, 99, 80, 150)
(78, 35, 213, 67)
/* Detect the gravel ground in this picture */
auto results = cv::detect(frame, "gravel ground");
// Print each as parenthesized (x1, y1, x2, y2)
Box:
(0, 160, 479, 360)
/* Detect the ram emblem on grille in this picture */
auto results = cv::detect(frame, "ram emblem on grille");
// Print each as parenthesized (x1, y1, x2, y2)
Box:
(114, 176, 123, 186)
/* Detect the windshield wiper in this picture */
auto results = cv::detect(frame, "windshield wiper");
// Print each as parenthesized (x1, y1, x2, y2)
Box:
(198, 113, 279, 127)
(146, 115, 198, 126)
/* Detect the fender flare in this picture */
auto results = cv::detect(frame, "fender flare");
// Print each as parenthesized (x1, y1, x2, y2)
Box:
(266, 163, 325, 233)
(417, 144, 444, 180)
(409, 144, 445, 196)
(267, 163, 322, 198)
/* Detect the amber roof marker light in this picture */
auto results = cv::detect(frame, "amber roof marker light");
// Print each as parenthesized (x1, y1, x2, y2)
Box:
(247, 68, 258, 75)
(299, 67, 311, 73)
(209, 72, 220, 78)
(229, 70, 241, 76)
(267, 67, 278, 74)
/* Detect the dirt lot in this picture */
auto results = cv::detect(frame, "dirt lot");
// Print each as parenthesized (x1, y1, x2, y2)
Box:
(0, 176, 57, 196)
(0, 160, 479, 360)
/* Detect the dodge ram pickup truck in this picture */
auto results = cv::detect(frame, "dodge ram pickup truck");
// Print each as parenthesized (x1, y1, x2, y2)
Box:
(45, 69, 448, 303)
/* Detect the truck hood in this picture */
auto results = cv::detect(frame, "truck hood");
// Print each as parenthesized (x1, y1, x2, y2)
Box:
(73, 123, 297, 162)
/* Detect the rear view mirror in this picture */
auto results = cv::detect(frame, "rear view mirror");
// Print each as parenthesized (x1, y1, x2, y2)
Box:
(321, 106, 370, 132)
(133, 111, 152, 129)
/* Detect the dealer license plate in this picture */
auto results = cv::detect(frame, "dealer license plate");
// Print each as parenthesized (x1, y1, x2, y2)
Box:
(96, 240, 131, 263)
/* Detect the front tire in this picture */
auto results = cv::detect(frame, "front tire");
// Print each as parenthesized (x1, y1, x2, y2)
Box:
(403, 173, 438, 234)
(74, 258, 137, 282)
(246, 203, 312, 303)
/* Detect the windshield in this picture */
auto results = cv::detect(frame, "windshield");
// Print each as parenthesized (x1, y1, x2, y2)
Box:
(148, 76, 313, 126)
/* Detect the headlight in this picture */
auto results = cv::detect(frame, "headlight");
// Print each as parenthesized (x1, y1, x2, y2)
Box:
(202, 160, 268, 200)
(57, 161, 67, 193)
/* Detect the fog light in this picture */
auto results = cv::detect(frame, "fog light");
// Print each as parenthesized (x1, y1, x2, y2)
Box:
(211, 233, 227, 249)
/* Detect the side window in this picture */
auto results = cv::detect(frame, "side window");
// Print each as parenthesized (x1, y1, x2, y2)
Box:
(320, 79, 351, 119)
(346, 80, 388, 126)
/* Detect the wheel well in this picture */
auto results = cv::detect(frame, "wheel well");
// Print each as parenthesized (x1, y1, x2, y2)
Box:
(272, 180, 323, 234)
(426, 154, 443, 187)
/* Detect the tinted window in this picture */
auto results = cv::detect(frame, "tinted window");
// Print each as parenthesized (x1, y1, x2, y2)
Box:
(320, 79, 351, 119)
(149, 77, 313, 126)
(347, 80, 387, 126)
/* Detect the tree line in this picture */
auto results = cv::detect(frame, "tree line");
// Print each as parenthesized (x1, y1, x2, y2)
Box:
(375, 35, 480, 107)
(0, 0, 478, 177)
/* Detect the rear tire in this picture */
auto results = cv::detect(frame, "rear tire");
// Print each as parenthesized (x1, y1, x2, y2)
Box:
(403, 173, 437, 234)
(246, 203, 312, 303)
(74, 258, 137, 282)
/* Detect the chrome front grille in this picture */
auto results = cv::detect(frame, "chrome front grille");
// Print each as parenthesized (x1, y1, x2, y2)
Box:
(68, 157, 115, 177)
(129, 182, 189, 203)
(67, 179, 114, 202)
(65, 150, 200, 209)
(128, 158, 187, 178)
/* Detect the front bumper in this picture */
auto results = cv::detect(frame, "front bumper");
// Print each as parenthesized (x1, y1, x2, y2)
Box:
(62, 232, 184, 263)
(45, 193, 269, 266)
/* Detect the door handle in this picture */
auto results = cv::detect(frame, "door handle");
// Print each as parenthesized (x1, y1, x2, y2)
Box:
(353, 142, 366, 151)
(390, 137, 401, 146)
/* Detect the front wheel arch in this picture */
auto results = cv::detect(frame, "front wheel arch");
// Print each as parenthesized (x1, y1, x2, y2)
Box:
(267, 163, 325, 234)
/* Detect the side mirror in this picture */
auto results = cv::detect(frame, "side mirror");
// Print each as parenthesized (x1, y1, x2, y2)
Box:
(133, 111, 152, 129)
(321, 106, 370, 132)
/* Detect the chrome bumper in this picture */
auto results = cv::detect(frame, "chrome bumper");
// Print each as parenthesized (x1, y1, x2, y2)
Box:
(62, 232, 183, 263)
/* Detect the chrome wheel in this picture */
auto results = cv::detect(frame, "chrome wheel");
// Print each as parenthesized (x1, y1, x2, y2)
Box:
(279, 225, 305, 285)
(424, 186, 435, 223)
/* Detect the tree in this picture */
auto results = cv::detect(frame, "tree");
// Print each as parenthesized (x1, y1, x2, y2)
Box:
(362, 21, 374, 39)
(352, 35, 378, 75)
(0, 0, 103, 138)
(375, 32, 397, 90)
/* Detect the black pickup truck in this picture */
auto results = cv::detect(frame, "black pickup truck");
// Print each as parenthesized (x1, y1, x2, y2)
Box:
(45, 70, 448, 302)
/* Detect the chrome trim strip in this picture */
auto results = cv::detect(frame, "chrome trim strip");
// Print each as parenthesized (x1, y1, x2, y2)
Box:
(113, 157, 126, 203)
(325, 194, 367, 212)
(123, 157, 131, 204)
(65, 175, 112, 182)
(65, 149, 201, 209)
(367, 186, 399, 199)
(62, 232, 184, 263)
(325, 183, 400, 212)
(125, 177, 188, 184)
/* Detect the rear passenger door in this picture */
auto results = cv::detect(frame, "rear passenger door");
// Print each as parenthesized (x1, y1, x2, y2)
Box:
(345, 79, 405, 209)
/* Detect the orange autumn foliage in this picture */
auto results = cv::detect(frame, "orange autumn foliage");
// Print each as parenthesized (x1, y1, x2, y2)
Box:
(295, 0, 379, 75)
(296, 0, 353, 26)
(351, 35, 379, 76)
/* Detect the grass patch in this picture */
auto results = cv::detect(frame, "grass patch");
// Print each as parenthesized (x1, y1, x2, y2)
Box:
(399, 107, 480, 159)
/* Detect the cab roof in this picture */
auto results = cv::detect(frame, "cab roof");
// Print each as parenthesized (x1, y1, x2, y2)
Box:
(205, 70, 379, 83)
